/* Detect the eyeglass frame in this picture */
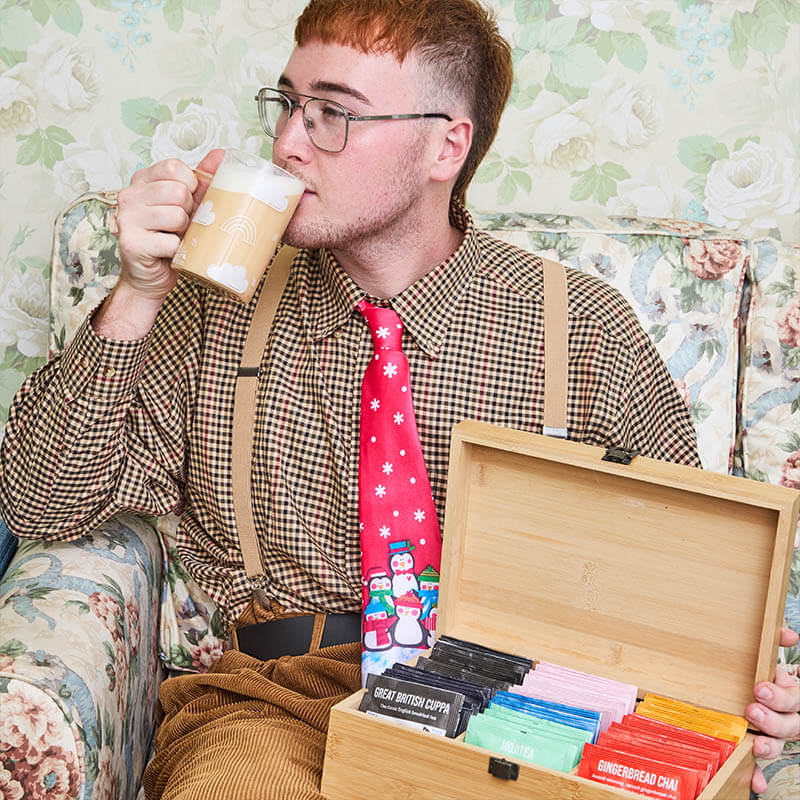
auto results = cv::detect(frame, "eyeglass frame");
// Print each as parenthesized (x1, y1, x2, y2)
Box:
(255, 87, 453, 153)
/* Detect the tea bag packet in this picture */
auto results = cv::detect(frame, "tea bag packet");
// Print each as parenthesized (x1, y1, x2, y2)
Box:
(484, 704, 592, 753)
(532, 661, 638, 716)
(358, 673, 466, 737)
(576, 705, 736, 798)
(636, 693, 747, 744)
(464, 713, 581, 772)
(577, 743, 700, 800)
(382, 663, 490, 733)
(596, 729, 714, 793)
(512, 673, 628, 732)
(415, 655, 511, 691)
(429, 636, 532, 685)
(491, 691, 602, 743)
(620, 713, 735, 764)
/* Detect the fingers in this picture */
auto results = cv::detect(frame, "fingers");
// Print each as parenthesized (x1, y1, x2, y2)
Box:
(780, 626, 799, 648)
(753, 731, 785, 760)
(130, 157, 197, 190)
(747, 666, 800, 742)
(192, 148, 225, 206)
(751, 763, 768, 795)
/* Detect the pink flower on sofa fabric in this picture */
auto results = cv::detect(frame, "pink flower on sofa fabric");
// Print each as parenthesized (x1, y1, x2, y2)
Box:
(17, 750, 81, 800)
(90, 746, 116, 800)
(125, 600, 140, 656)
(87, 591, 123, 640)
(780, 450, 800, 489)
(683, 239, 744, 280)
(190, 637, 226, 672)
(0, 682, 62, 756)
(674, 378, 691, 409)
(0, 683, 80, 800)
(0, 765, 23, 800)
(777, 295, 800, 349)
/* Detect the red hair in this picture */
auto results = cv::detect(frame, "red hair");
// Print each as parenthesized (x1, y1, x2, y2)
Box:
(294, 0, 513, 203)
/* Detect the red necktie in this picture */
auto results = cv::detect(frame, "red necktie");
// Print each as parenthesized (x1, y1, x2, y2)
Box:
(357, 299, 441, 683)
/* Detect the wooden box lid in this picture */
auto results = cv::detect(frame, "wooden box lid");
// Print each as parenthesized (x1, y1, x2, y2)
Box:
(438, 421, 800, 717)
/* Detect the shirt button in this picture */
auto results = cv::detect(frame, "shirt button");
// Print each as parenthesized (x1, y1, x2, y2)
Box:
(80, 356, 91, 369)
(103, 366, 116, 378)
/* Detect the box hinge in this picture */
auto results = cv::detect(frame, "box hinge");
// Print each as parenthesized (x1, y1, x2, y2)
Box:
(488, 757, 519, 781)
(602, 445, 638, 465)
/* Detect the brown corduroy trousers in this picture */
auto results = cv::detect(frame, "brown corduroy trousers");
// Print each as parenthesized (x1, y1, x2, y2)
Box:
(142, 641, 361, 800)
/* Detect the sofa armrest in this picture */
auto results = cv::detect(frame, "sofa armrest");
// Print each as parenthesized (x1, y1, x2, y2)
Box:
(0, 513, 163, 800)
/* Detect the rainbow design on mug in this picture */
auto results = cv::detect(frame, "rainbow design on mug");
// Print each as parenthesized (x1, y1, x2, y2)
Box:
(220, 215, 258, 246)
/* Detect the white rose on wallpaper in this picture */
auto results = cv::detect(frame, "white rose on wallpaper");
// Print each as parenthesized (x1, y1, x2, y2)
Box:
(583, 75, 662, 149)
(608, 165, 692, 219)
(151, 101, 240, 168)
(53, 129, 139, 200)
(0, 272, 48, 359)
(554, 0, 637, 31)
(24, 38, 102, 113)
(242, 0, 306, 30)
(0, 67, 37, 135)
(528, 91, 594, 170)
(704, 135, 800, 232)
(238, 51, 286, 96)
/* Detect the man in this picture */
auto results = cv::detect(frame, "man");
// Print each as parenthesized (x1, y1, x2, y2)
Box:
(0, 0, 797, 797)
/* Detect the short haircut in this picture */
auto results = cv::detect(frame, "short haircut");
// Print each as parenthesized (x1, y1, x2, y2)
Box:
(295, 0, 513, 204)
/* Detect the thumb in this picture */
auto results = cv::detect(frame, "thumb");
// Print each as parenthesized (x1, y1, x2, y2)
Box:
(192, 148, 225, 206)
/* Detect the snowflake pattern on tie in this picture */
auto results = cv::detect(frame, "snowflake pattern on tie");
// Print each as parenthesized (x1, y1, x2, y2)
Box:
(357, 299, 442, 684)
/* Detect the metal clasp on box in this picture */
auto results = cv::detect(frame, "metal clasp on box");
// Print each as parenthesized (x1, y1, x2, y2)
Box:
(602, 445, 638, 465)
(488, 757, 519, 781)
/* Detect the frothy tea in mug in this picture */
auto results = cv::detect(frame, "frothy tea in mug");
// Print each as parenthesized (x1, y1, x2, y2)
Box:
(172, 150, 304, 303)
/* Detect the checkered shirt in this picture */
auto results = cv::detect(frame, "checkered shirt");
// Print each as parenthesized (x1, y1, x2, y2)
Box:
(0, 204, 699, 629)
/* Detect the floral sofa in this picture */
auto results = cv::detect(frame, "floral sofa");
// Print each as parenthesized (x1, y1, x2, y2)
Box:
(1, 193, 799, 799)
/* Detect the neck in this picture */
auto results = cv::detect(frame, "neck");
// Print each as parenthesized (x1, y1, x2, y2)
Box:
(332, 200, 464, 299)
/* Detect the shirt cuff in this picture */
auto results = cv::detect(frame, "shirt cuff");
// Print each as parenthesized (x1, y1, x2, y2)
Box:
(60, 309, 151, 403)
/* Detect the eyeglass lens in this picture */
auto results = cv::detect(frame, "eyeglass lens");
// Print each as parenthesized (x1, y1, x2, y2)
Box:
(259, 90, 347, 152)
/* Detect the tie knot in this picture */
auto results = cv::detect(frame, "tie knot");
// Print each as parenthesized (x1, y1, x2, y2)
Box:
(358, 300, 403, 351)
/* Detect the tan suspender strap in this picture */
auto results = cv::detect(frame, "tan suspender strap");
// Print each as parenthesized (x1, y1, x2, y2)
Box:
(232, 245, 298, 579)
(542, 257, 569, 439)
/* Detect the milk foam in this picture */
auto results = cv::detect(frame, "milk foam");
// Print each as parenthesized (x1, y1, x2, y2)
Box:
(213, 162, 304, 213)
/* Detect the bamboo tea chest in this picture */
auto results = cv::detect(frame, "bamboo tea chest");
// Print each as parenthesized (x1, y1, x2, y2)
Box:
(321, 421, 800, 800)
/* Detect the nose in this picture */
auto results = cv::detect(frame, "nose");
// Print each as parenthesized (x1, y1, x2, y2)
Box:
(272, 104, 313, 164)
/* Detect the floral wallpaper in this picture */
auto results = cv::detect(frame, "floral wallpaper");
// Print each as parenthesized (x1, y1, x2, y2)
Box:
(0, 0, 798, 438)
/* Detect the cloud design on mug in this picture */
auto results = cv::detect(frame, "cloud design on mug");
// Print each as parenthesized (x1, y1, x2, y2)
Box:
(206, 262, 249, 294)
(193, 200, 216, 226)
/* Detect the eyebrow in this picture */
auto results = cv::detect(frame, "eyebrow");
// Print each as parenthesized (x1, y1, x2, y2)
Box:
(277, 74, 372, 106)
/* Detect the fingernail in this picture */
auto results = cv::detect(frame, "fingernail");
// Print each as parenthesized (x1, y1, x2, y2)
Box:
(756, 686, 773, 702)
(749, 706, 765, 723)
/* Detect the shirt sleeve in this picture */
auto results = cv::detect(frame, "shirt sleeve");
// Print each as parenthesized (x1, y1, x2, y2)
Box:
(0, 284, 202, 539)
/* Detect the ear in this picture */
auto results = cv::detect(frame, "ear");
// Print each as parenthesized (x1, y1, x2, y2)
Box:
(429, 117, 473, 185)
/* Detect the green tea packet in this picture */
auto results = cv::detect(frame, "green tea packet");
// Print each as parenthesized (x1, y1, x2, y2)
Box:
(464, 713, 581, 771)
(485, 704, 591, 754)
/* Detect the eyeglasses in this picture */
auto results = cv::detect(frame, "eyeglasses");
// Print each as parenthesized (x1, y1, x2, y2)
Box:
(255, 87, 452, 153)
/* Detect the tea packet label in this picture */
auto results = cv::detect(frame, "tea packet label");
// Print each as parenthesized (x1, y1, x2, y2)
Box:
(358, 674, 464, 737)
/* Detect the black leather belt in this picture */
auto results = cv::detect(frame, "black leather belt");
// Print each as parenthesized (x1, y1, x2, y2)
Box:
(234, 613, 361, 661)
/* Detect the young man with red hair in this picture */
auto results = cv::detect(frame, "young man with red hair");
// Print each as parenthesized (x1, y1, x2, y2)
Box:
(1, 0, 797, 797)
